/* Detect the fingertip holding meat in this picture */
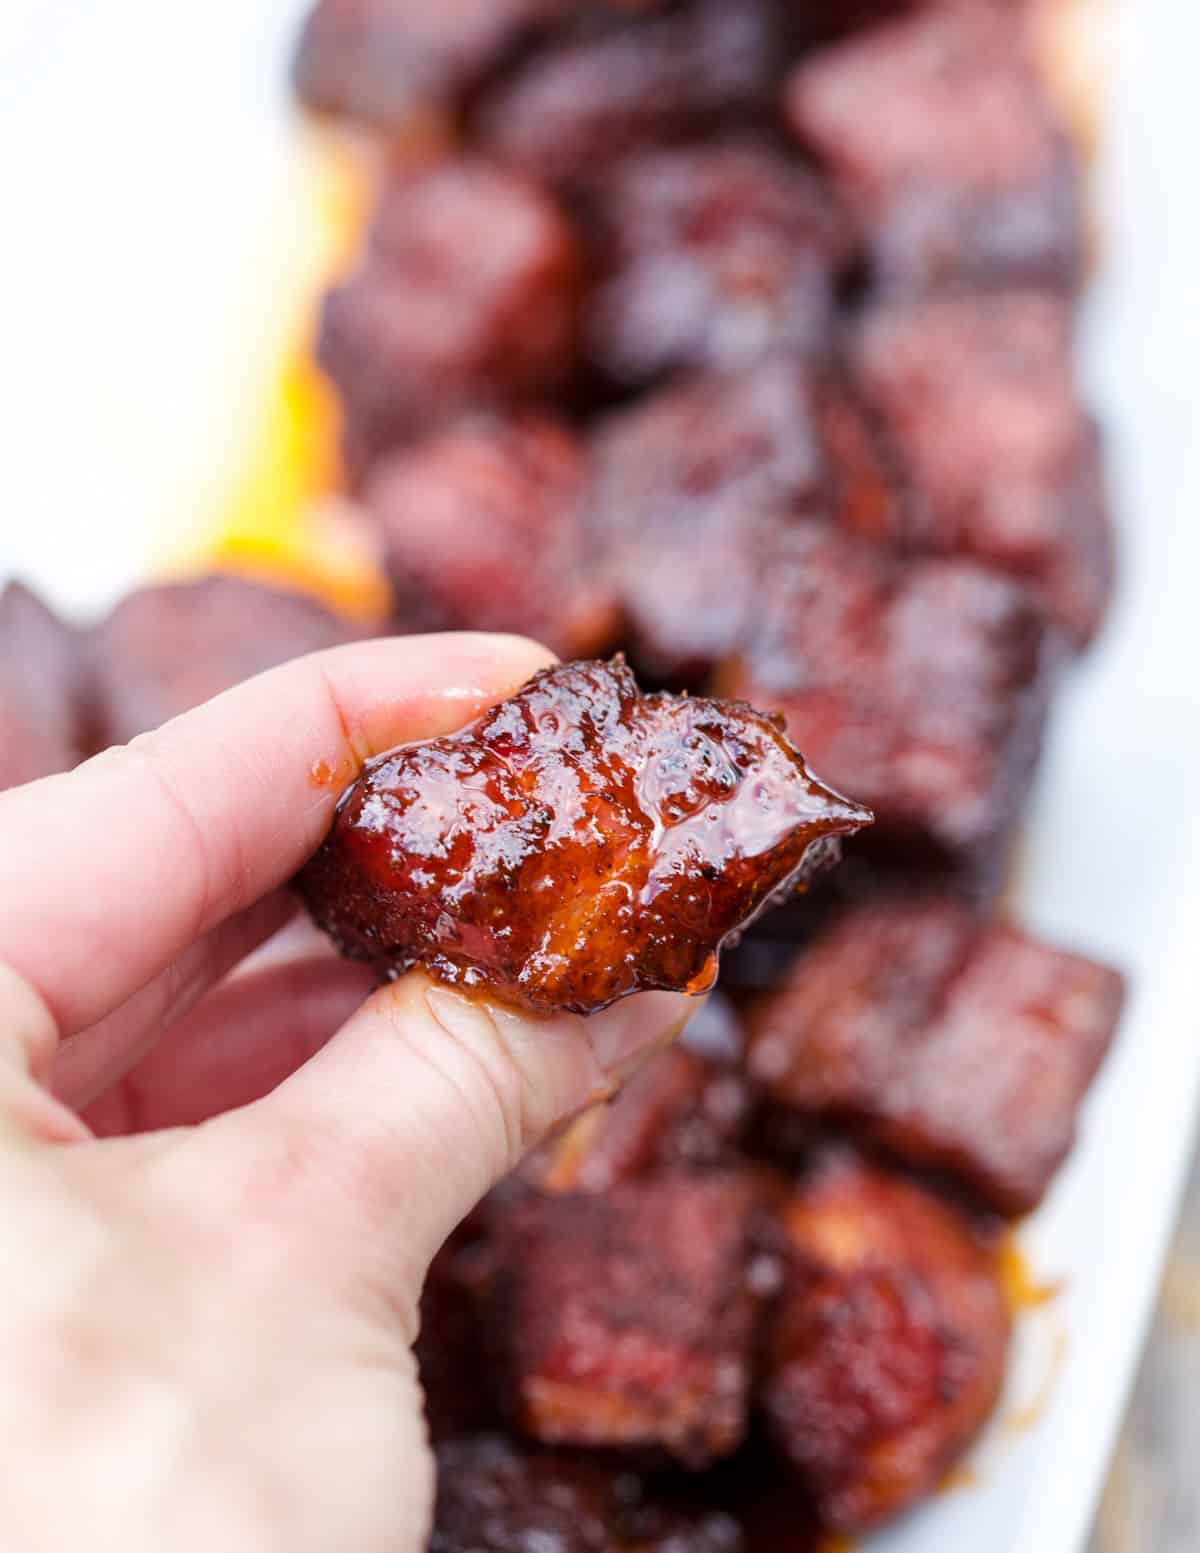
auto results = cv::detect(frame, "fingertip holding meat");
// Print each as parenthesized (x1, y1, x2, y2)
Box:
(298, 657, 872, 1013)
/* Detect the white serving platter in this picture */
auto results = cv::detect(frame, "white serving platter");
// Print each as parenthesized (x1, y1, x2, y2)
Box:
(2, 3, 1199, 1550)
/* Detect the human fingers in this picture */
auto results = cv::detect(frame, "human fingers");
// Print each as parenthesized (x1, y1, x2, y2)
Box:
(192, 975, 696, 1309)
(0, 632, 552, 1044)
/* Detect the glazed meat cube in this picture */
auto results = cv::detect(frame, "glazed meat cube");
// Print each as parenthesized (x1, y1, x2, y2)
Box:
(485, 1172, 765, 1463)
(588, 355, 898, 682)
(749, 898, 976, 1111)
(299, 657, 871, 1014)
(785, 1, 1081, 294)
(92, 574, 361, 747)
(318, 160, 581, 475)
(881, 917, 1123, 1211)
(848, 290, 1114, 646)
(529, 1046, 755, 1194)
(292, 0, 555, 135)
(432, 1433, 744, 1553)
(364, 414, 617, 659)
(0, 581, 87, 790)
(583, 142, 849, 392)
(722, 526, 1057, 895)
(472, 0, 785, 188)
(747, 897, 1124, 1213)
(762, 1150, 1010, 1533)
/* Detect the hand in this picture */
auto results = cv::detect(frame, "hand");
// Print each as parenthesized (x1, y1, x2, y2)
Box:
(0, 633, 692, 1553)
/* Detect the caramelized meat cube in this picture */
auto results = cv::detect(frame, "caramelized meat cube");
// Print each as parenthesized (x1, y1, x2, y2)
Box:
(299, 657, 871, 1013)
(849, 290, 1113, 646)
(472, 0, 784, 187)
(748, 898, 1124, 1213)
(432, 1434, 744, 1553)
(92, 575, 361, 747)
(529, 1046, 755, 1194)
(0, 581, 87, 790)
(723, 527, 1057, 895)
(762, 1150, 1010, 1533)
(588, 355, 898, 681)
(292, 0, 555, 134)
(584, 142, 848, 392)
(364, 414, 617, 659)
(318, 161, 581, 475)
(486, 1172, 765, 1463)
(785, 1, 1081, 294)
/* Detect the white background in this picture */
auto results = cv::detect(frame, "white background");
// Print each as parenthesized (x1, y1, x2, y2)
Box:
(2, 3, 1199, 1549)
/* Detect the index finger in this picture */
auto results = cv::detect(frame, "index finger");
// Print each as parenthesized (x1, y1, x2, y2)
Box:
(0, 632, 553, 1038)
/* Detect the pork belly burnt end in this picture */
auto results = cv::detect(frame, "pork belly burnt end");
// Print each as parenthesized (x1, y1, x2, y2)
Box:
(299, 658, 871, 1013)
(485, 1172, 766, 1463)
(583, 142, 849, 392)
(763, 1150, 1010, 1533)
(588, 355, 898, 682)
(722, 527, 1057, 895)
(364, 414, 617, 659)
(785, 1, 1081, 294)
(91, 575, 360, 747)
(748, 897, 1124, 1213)
(432, 1433, 744, 1553)
(471, 0, 785, 188)
(0, 581, 87, 790)
(292, 0, 555, 135)
(849, 290, 1114, 646)
(318, 160, 581, 476)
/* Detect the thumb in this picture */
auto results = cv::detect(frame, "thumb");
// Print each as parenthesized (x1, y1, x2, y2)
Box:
(197, 973, 695, 1314)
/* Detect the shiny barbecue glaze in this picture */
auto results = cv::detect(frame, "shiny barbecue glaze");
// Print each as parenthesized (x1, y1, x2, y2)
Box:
(299, 657, 871, 1013)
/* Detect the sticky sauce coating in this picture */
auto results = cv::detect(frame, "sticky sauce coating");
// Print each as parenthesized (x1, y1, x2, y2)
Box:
(299, 657, 871, 1013)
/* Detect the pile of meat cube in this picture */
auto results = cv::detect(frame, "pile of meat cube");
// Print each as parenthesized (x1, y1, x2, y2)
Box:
(0, 0, 1125, 1542)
